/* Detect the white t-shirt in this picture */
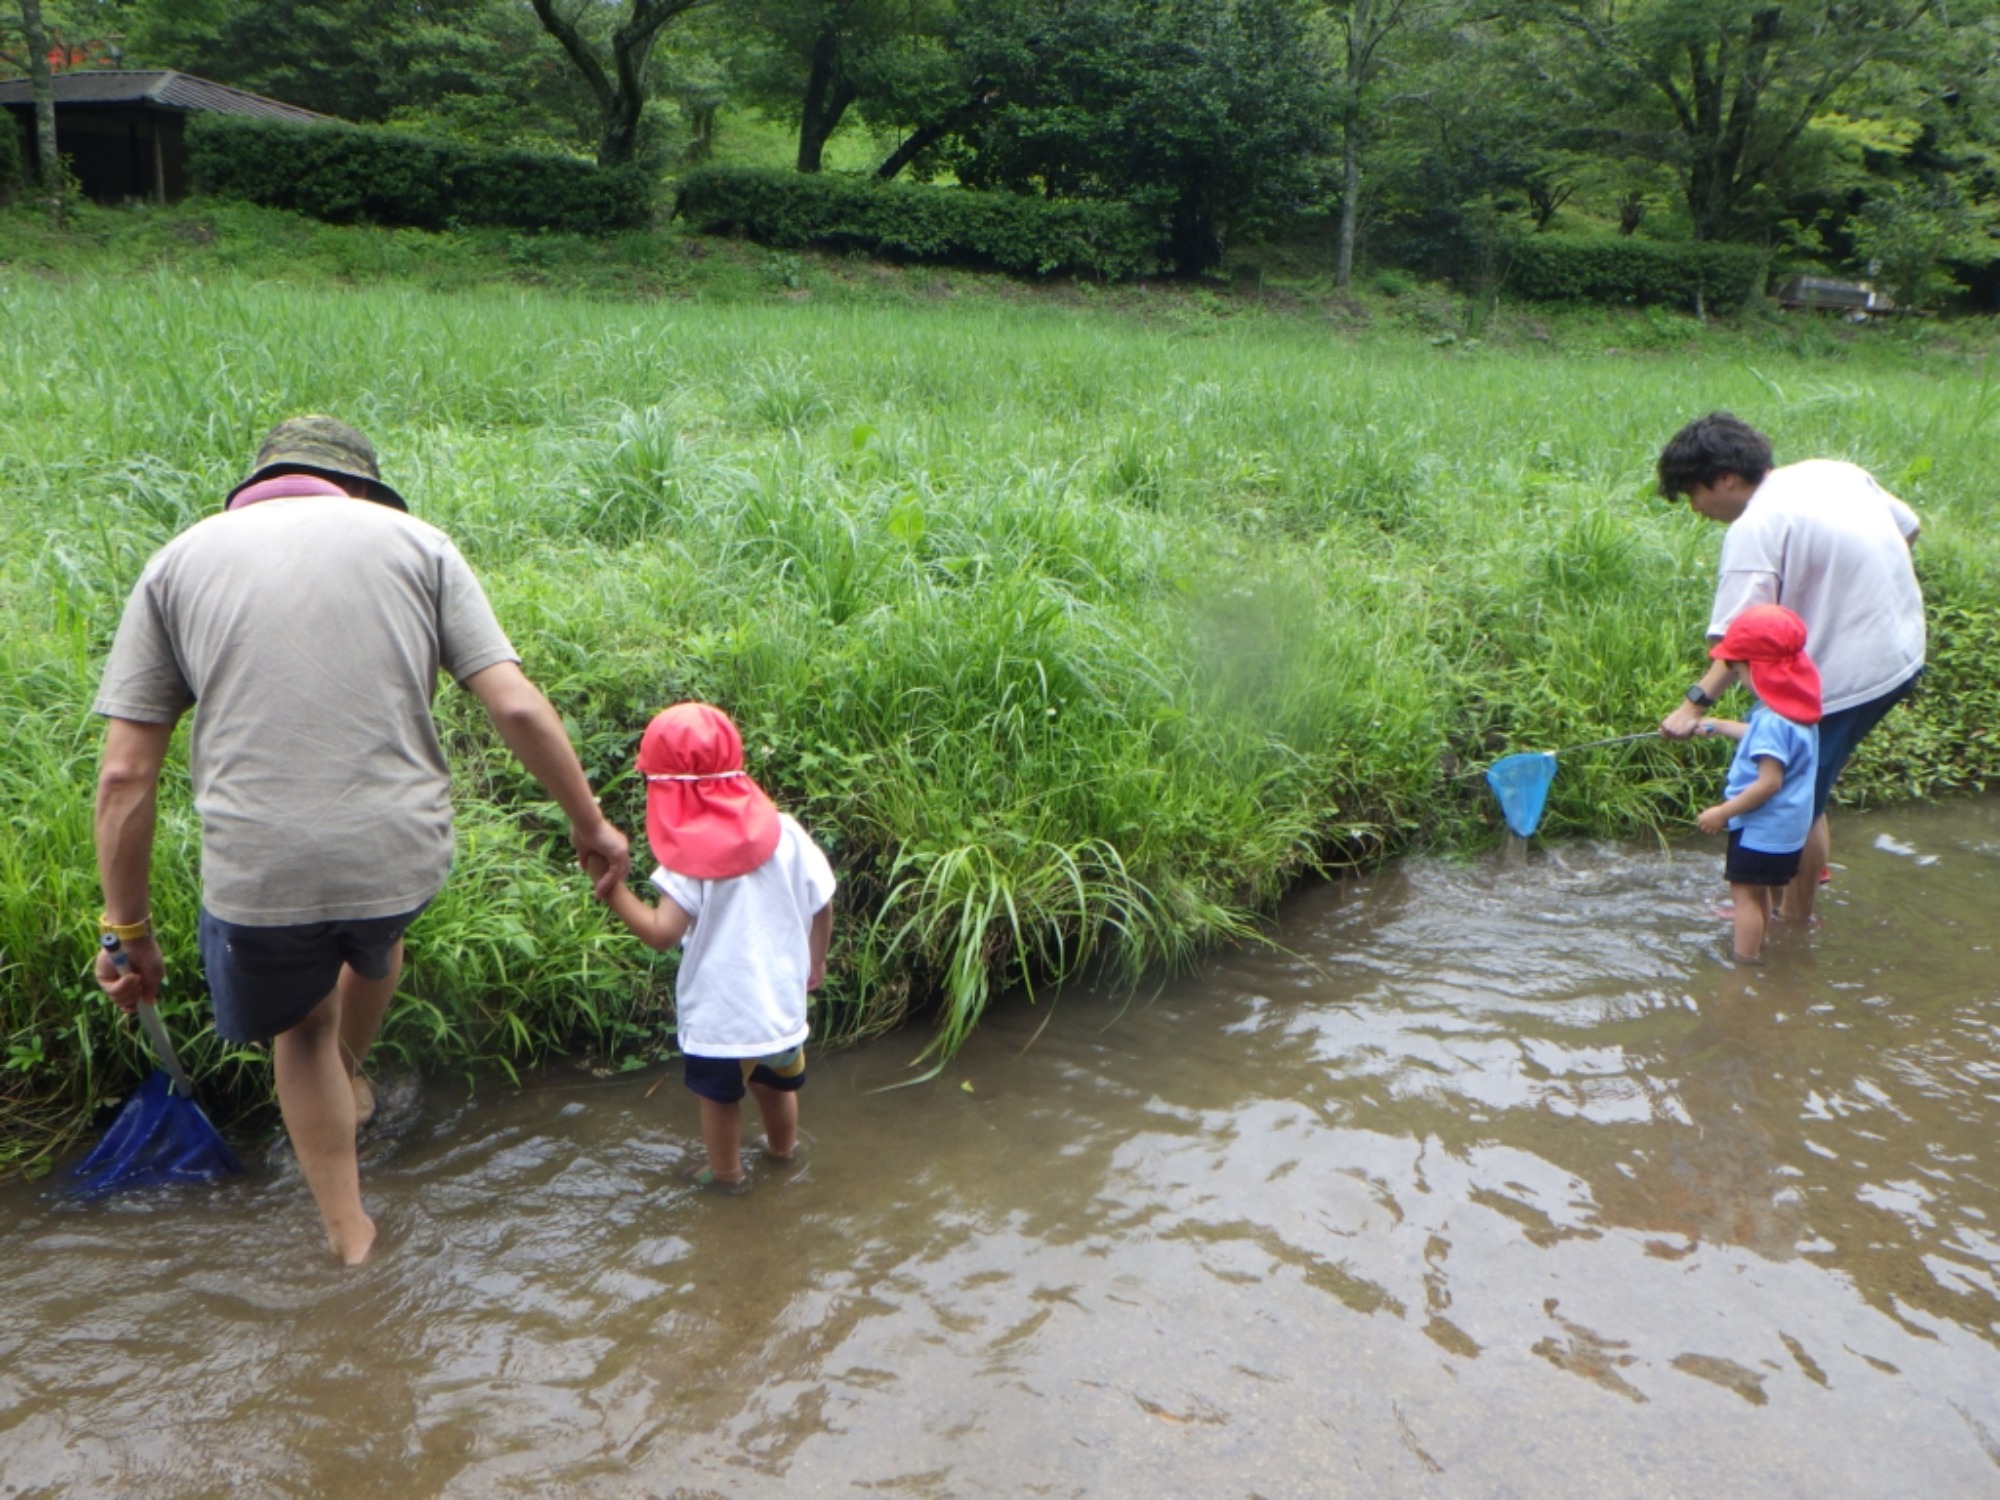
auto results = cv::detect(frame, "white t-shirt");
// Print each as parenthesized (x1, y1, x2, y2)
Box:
(652, 815, 836, 1058)
(1708, 459, 1925, 716)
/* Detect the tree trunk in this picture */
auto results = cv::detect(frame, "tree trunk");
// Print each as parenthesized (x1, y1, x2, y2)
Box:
(796, 27, 857, 173)
(19, 0, 61, 224)
(877, 85, 1000, 181)
(1335, 107, 1360, 290)
(529, 0, 707, 168)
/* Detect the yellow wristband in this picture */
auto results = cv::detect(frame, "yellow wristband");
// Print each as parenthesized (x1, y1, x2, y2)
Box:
(99, 913, 154, 942)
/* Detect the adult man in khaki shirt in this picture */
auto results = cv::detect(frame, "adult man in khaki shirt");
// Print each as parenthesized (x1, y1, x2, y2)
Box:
(93, 416, 628, 1264)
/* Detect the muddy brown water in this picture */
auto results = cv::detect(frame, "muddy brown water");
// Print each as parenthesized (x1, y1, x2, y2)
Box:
(4, 798, 1998, 1498)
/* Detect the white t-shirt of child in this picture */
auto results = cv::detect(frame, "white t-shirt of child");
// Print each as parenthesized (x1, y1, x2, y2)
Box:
(1707, 459, 1925, 716)
(652, 814, 836, 1059)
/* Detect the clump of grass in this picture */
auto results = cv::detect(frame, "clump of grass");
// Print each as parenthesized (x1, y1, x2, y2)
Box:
(2, 261, 1995, 1166)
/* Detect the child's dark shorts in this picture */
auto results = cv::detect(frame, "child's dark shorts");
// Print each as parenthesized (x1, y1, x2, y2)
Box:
(199, 904, 426, 1044)
(682, 1044, 807, 1103)
(1725, 831, 1802, 888)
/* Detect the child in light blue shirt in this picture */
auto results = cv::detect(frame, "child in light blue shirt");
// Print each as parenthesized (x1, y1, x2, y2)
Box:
(1694, 605, 1821, 963)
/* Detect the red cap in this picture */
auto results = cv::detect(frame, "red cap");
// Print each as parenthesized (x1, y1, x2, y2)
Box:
(637, 703, 781, 879)
(1710, 604, 1823, 725)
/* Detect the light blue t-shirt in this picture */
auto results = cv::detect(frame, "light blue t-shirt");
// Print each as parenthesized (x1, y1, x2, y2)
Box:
(1724, 704, 1819, 854)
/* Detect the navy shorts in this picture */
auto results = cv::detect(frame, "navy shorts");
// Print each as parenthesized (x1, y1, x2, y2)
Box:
(199, 905, 424, 1044)
(1726, 830, 1802, 888)
(1814, 669, 1922, 818)
(682, 1044, 807, 1104)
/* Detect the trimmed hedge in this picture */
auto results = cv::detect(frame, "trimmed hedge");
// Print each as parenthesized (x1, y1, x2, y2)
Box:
(675, 166, 1159, 280)
(186, 115, 653, 235)
(1502, 236, 1768, 307)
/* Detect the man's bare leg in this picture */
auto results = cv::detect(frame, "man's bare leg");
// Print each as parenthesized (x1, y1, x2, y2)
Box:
(749, 1080, 799, 1161)
(272, 992, 375, 1264)
(1777, 814, 1830, 923)
(336, 941, 402, 1129)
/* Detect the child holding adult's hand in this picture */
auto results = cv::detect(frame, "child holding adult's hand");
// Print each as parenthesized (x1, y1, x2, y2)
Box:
(584, 703, 834, 1189)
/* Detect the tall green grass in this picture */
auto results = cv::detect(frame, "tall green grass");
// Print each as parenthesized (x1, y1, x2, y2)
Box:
(3, 260, 1996, 1173)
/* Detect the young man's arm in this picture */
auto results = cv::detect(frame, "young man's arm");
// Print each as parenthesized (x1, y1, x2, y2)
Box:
(807, 903, 832, 991)
(93, 716, 177, 1010)
(1696, 757, 1785, 835)
(1662, 661, 1743, 740)
(463, 661, 629, 899)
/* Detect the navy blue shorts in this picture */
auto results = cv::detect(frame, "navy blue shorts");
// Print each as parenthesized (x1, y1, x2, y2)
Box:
(199, 905, 424, 1044)
(1814, 669, 1922, 818)
(682, 1044, 807, 1104)
(1726, 830, 1802, 888)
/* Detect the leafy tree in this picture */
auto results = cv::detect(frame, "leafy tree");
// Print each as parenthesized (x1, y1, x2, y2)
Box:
(716, 0, 992, 177)
(1326, 0, 1472, 287)
(1541, 0, 1956, 241)
(5, 0, 61, 220)
(528, 0, 712, 166)
(120, 0, 599, 149)
(956, 0, 1335, 276)
(1850, 178, 1993, 308)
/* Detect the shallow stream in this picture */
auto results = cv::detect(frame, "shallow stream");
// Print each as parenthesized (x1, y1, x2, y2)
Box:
(4, 798, 1998, 1497)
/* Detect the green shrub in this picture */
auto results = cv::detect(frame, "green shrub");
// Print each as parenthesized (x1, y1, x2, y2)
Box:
(1502, 237, 1768, 309)
(186, 115, 654, 235)
(675, 166, 1158, 280)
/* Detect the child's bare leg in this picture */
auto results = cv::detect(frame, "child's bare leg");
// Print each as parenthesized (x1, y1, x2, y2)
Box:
(749, 1080, 799, 1160)
(1730, 883, 1770, 963)
(697, 1096, 745, 1183)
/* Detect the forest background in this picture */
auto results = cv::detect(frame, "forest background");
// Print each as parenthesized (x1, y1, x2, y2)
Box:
(5, 0, 2000, 299)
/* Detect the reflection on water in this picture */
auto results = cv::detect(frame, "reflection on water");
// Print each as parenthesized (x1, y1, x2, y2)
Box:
(4, 800, 1999, 1496)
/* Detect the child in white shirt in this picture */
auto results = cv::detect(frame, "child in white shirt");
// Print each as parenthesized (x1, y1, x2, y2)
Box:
(587, 702, 834, 1189)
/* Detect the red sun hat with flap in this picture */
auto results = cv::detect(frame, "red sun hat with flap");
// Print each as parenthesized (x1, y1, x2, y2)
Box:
(1710, 604, 1823, 725)
(638, 703, 781, 880)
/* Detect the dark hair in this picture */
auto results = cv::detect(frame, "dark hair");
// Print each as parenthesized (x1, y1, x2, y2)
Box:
(1655, 412, 1774, 498)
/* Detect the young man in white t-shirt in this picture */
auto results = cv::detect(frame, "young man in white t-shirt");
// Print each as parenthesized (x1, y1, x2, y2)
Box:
(1655, 412, 1926, 922)
(587, 702, 835, 1190)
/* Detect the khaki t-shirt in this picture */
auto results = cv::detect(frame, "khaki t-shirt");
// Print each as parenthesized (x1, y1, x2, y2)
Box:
(94, 497, 519, 924)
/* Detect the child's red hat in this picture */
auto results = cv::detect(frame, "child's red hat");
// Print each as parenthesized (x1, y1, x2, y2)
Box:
(638, 703, 781, 880)
(1710, 604, 1823, 725)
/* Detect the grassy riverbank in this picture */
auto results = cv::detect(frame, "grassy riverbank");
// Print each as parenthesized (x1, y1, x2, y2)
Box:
(4, 204, 1997, 1174)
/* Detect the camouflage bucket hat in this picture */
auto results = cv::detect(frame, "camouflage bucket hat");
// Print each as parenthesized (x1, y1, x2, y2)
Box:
(225, 415, 408, 512)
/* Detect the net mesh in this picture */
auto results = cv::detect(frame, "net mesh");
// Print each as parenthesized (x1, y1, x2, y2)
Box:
(69, 1070, 243, 1200)
(1484, 752, 1559, 839)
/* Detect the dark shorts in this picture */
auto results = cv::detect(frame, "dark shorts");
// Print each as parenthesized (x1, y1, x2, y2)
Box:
(1814, 669, 1923, 818)
(682, 1044, 808, 1104)
(1726, 830, 1802, 888)
(199, 905, 424, 1044)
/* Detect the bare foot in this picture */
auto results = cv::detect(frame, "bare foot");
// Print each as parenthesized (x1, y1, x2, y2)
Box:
(756, 1137, 797, 1163)
(350, 1075, 376, 1132)
(330, 1213, 377, 1266)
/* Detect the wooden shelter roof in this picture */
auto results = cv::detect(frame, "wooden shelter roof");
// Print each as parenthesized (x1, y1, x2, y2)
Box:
(0, 71, 328, 123)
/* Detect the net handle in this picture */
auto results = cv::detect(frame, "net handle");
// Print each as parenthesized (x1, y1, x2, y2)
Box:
(1456, 730, 1659, 779)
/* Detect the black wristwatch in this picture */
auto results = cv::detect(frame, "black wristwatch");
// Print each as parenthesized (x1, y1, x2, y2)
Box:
(1685, 684, 1715, 708)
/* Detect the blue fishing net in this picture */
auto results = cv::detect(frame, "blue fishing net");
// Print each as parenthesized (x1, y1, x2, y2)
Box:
(1484, 751, 1559, 839)
(69, 1070, 243, 1200)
